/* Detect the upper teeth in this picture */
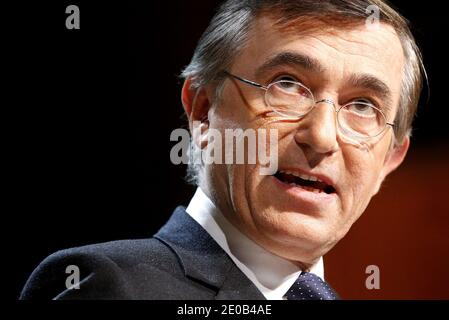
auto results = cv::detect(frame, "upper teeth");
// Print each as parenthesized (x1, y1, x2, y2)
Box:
(280, 170, 322, 183)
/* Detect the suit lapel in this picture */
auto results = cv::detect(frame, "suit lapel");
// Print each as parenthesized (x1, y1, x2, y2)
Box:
(154, 206, 265, 300)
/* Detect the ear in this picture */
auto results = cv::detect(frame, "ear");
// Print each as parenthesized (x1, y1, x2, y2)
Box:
(181, 77, 212, 149)
(375, 136, 410, 194)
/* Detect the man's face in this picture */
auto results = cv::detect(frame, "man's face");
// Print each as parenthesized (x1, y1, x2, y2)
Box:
(200, 16, 408, 266)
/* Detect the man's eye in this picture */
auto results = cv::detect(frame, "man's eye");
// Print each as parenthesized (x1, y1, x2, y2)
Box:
(346, 100, 377, 116)
(271, 76, 303, 93)
(276, 81, 297, 90)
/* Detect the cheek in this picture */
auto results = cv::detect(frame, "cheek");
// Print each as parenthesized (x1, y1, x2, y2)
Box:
(343, 148, 386, 213)
(219, 167, 265, 236)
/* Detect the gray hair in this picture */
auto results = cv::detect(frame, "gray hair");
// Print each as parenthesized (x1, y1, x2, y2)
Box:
(181, 0, 426, 185)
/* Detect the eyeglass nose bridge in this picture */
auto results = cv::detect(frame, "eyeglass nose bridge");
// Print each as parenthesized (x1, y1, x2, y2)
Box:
(314, 98, 338, 112)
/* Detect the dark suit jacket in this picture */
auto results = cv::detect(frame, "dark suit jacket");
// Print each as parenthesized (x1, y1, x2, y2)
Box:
(20, 206, 265, 300)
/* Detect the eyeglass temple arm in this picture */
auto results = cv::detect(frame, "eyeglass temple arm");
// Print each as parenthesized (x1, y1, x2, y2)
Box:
(223, 71, 266, 89)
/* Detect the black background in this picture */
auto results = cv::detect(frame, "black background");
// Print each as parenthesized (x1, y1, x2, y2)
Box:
(4, 1, 447, 300)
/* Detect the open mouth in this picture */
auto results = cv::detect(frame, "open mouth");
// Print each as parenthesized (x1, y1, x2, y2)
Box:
(274, 170, 336, 195)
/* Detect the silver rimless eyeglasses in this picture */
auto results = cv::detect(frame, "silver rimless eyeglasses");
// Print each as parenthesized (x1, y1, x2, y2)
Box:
(224, 71, 395, 140)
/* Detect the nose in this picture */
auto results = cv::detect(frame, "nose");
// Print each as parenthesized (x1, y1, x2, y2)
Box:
(294, 99, 339, 156)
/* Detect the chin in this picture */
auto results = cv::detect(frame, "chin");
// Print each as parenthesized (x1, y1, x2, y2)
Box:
(253, 210, 340, 261)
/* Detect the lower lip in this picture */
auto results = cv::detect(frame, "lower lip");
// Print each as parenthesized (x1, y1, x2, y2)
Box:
(271, 176, 338, 207)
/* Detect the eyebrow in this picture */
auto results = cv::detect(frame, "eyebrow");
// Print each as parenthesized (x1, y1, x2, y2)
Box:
(255, 52, 326, 78)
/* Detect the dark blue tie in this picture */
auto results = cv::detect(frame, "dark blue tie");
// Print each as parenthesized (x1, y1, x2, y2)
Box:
(285, 272, 340, 300)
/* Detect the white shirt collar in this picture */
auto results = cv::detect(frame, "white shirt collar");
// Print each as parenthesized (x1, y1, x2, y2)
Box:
(186, 188, 324, 300)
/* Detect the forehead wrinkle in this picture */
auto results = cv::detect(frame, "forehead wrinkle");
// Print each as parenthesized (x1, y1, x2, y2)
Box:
(311, 23, 402, 53)
(304, 34, 393, 65)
